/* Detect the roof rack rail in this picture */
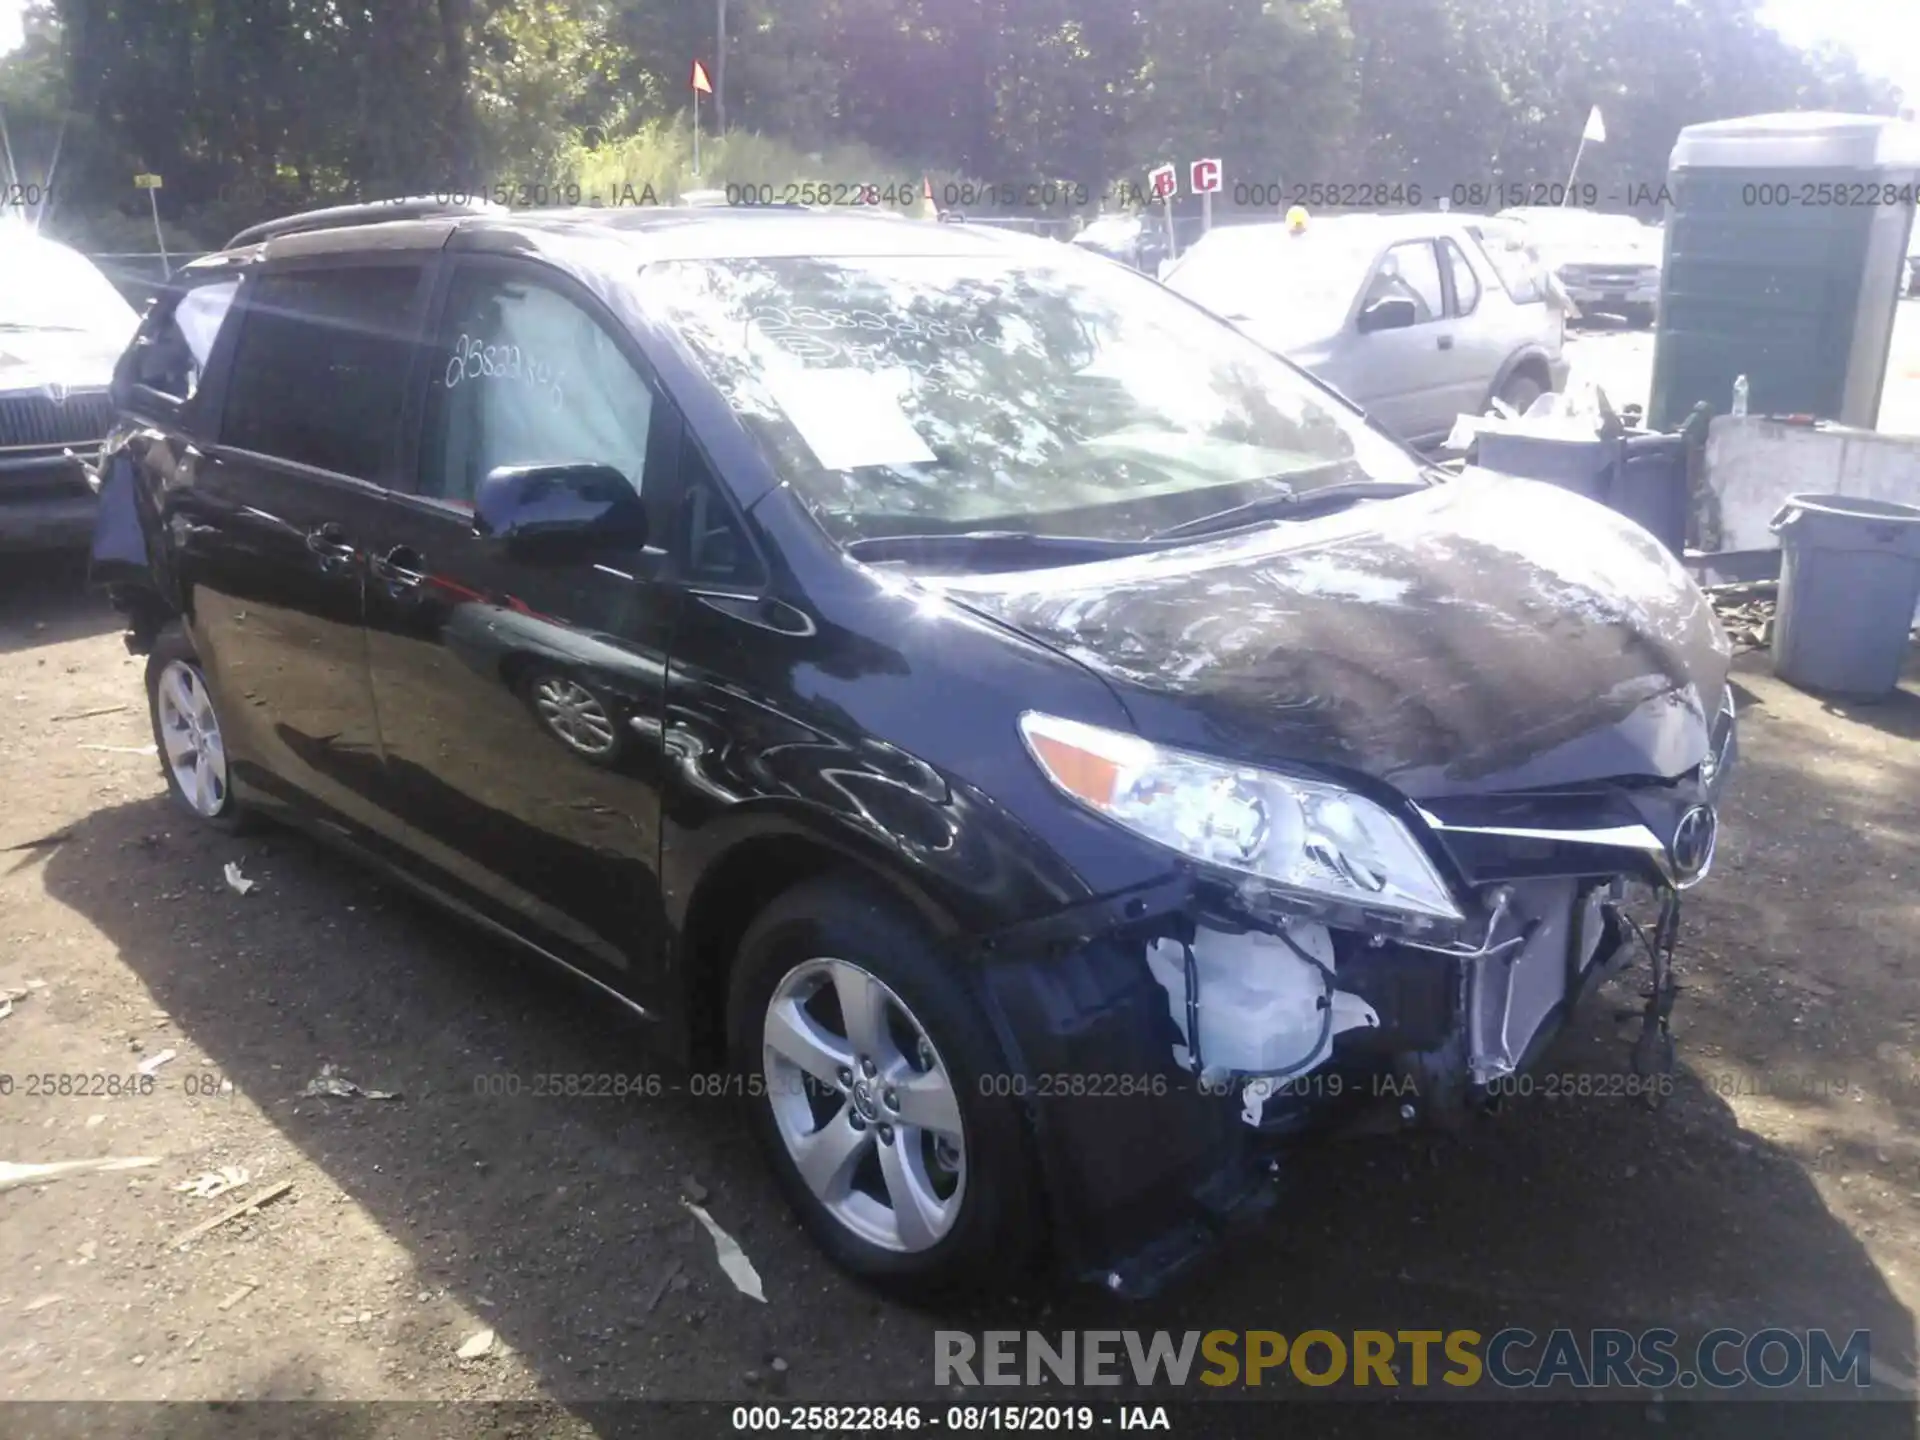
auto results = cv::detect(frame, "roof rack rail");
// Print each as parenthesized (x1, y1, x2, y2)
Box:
(224, 195, 509, 250)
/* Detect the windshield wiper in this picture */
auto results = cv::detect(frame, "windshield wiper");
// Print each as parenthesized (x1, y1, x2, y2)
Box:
(842, 529, 1167, 566)
(1149, 478, 1432, 541)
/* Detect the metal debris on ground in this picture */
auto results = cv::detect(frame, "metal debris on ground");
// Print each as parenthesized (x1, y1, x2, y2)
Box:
(300, 1063, 400, 1101)
(167, 1179, 294, 1250)
(51, 704, 132, 723)
(682, 1198, 767, 1303)
(77, 743, 158, 755)
(223, 861, 256, 895)
(0, 1156, 162, 1193)
(457, 1327, 497, 1359)
(1708, 581, 1778, 651)
(137, 1047, 178, 1077)
(172, 1165, 251, 1199)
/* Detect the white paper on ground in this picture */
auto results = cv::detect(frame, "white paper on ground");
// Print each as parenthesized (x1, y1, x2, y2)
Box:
(760, 367, 937, 472)
(682, 1198, 767, 1302)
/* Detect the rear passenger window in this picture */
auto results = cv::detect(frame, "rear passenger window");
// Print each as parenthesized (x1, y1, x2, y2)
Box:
(221, 266, 424, 482)
(130, 279, 240, 401)
(1442, 240, 1481, 316)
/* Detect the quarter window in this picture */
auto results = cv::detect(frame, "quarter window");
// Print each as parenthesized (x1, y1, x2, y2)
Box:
(221, 266, 425, 481)
(419, 268, 655, 505)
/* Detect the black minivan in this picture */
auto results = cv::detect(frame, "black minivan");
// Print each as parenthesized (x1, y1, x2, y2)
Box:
(92, 199, 1737, 1298)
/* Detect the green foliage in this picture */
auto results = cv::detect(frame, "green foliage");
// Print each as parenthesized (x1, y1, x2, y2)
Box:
(4, 0, 1903, 249)
(563, 116, 921, 205)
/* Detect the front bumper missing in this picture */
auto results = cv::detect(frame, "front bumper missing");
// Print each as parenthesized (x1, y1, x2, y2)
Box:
(954, 868, 1681, 1296)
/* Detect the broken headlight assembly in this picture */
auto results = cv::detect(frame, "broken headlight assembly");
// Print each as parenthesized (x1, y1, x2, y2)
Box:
(1019, 712, 1464, 932)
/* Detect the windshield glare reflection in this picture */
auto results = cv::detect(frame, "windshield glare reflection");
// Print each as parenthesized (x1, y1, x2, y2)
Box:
(636, 253, 1419, 548)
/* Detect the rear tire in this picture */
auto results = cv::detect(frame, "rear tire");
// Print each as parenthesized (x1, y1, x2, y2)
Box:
(1496, 371, 1545, 416)
(146, 622, 253, 833)
(726, 876, 1043, 1298)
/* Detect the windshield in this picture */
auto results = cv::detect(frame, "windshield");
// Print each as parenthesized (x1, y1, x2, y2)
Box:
(0, 239, 140, 339)
(1163, 227, 1372, 337)
(635, 251, 1421, 546)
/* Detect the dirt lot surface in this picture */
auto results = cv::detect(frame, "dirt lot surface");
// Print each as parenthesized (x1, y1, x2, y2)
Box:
(3, 546, 1919, 1439)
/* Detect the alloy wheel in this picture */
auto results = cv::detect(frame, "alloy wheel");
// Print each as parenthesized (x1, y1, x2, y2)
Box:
(532, 676, 617, 756)
(762, 957, 967, 1253)
(155, 659, 230, 818)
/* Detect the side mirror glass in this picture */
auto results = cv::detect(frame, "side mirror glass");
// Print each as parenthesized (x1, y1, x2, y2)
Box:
(473, 462, 648, 558)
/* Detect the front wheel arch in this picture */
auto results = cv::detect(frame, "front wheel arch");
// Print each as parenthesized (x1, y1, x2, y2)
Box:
(674, 820, 969, 1070)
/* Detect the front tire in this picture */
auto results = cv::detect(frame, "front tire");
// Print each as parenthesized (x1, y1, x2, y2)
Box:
(146, 622, 251, 832)
(727, 876, 1042, 1298)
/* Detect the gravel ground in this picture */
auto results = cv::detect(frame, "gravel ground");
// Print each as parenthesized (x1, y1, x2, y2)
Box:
(3, 527, 1919, 1439)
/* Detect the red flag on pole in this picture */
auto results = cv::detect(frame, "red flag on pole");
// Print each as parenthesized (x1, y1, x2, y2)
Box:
(692, 60, 713, 94)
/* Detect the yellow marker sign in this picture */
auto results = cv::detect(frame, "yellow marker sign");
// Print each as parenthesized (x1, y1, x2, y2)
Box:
(134, 173, 163, 190)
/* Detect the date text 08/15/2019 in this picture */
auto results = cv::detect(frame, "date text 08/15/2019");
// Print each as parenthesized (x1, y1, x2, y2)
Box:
(729, 1404, 1169, 1432)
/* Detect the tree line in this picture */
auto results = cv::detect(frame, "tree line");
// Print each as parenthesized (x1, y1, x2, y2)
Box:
(0, 0, 1900, 250)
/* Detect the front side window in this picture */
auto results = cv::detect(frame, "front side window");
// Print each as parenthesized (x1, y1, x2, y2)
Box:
(1362, 241, 1444, 322)
(131, 278, 240, 400)
(418, 267, 654, 504)
(221, 266, 424, 481)
(634, 251, 1423, 546)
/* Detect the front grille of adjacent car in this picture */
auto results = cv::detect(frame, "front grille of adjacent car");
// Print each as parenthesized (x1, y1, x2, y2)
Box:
(0, 390, 114, 449)
(1560, 265, 1655, 289)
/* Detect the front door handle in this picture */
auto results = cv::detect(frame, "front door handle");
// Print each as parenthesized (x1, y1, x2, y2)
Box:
(371, 544, 427, 595)
(1436, 334, 1455, 350)
(305, 523, 358, 573)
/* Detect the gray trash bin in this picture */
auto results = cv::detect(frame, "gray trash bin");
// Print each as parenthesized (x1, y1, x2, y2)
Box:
(1768, 494, 1920, 698)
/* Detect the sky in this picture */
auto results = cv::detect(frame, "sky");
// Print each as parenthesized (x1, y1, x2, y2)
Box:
(0, 0, 1916, 109)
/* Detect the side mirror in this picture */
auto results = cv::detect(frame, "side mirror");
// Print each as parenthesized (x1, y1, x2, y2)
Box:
(1357, 295, 1419, 333)
(473, 462, 647, 558)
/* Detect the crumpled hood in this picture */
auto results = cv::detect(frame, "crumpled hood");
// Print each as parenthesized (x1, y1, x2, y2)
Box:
(933, 474, 1733, 800)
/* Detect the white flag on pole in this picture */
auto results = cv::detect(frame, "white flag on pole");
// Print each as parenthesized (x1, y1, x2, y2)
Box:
(1582, 105, 1606, 143)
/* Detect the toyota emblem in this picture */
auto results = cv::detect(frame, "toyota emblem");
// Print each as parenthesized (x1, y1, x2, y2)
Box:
(43, 381, 70, 405)
(1668, 805, 1718, 885)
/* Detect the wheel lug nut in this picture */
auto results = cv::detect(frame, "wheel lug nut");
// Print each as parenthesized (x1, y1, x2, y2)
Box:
(861, 1057, 877, 1078)
(837, 1067, 852, 1087)
(877, 1124, 893, 1145)
(883, 1088, 899, 1110)
(849, 1112, 866, 1130)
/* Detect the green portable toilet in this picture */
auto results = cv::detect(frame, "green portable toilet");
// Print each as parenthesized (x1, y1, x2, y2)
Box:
(1647, 112, 1920, 431)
